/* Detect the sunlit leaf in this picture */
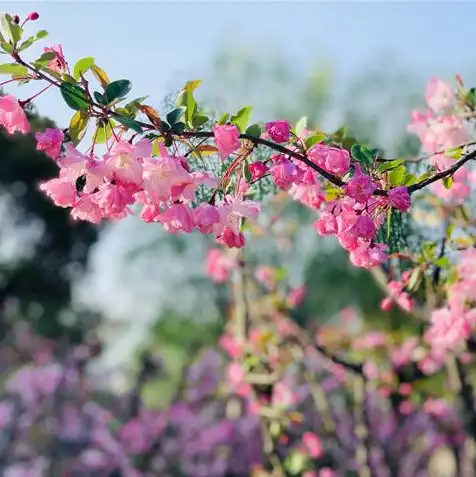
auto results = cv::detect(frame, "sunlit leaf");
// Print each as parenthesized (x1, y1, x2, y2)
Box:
(36, 29, 48, 39)
(91, 64, 110, 89)
(94, 120, 114, 144)
(304, 133, 326, 149)
(388, 165, 406, 186)
(0, 63, 28, 75)
(231, 105, 252, 133)
(73, 56, 95, 80)
(69, 111, 89, 145)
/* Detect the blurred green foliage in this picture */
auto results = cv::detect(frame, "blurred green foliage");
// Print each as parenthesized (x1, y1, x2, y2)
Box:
(0, 92, 98, 342)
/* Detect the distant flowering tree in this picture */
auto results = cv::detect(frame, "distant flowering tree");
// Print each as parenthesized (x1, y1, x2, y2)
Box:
(1, 10, 476, 477)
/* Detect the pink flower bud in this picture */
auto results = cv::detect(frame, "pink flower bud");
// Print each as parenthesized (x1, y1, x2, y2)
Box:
(264, 120, 291, 143)
(213, 124, 241, 160)
(344, 165, 377, 203)
(380, 297, 394, 312)
(387, 186, 411, 212)
(28, 12, 40, 20)
(248, 161, 269, 182)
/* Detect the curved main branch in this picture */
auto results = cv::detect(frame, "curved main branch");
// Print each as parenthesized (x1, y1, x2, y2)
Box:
(13, 54, 476, 199)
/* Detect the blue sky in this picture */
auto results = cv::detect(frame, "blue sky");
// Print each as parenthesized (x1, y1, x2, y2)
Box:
(2, 2, 474, 127)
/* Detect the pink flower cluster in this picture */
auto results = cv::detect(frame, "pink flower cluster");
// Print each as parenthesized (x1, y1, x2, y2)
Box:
(36, 131, 260, 249)
(425, 249, 476, 352)
(380, 271, 415, 312)
(408, 78, 472, 203)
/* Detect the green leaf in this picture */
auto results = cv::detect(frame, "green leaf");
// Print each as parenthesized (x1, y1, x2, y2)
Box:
(243, 162, 252, 183)
(351, 144, 374, 168)
(91, 64, 110, 89)
(386, 208, 392, 240)
(93, 91, 107, 105)
(113, 114, 143, 134)
(171, 122, 185, 134)
(443, 176, 454, 189)
(18, 36, 35, 52)
(0, 42, 13, 53)
(1, 14, 23, 44)
(422, 241, 437, 261)
(230, 105, 252, 133)
(177, 82, 200, 124)
(376, 159, 404, 172)
(446, 146, 462, 159)
(434, 257, 451, 269)
(407, 268, 423, 292)
(95, 120, 114, 144)
(69, 111, 89, 146)
(166, 107, 185, 126)
(388, 165, 406, 186)
(36, 30, 48, 40)
(73, 56, 95, 80)
(123, 96, 148, 117)
(245, 124, 262, 138)
(192, 115, 208, 129)
(351, 144, 372, 168)
(62, 74, 77, 84)
(32, 51, 56, 68)
(0, 63, 28, 75)
(332, 126, 347, 143)
(304, 133, 326, 149)
(60, 82, 89, 111)
(105, 79, 132, 103)
(294, 116, 307, 137)
(42, 67, 63, 82)
(446, 223, 455, 239)
(217, 113, 229, 125)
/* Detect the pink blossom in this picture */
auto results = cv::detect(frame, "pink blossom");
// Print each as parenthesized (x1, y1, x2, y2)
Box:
(313, 212, 338, 236)
(28, 11, 40, 20)
(160, 204, 194, 233)
(0, 95, 30, 135)
(39, 177, 77, 207)
(90, 183, 134, 217)
(194, 203, 220, 234)
(325, 147, 351, 176)
(205, 248, 235, 283)
(264, 120, 291, 143)
(380, 297, 394, 311)
(387, 186, 411, 212)
(216, 226, 245, 248)
(349, 241, 387, 269)
(269, 155, 303, 190)
(213, 124, 241, 160)
(44, 44, 68, 73)
(308, 144, 350, 177)
(425, 78, 454, 113)
(424, 307, 472, 351)
(142, 156, 193, 202)
(35, 128, 64, 160)
(319, 469, 336, 477)
(248, 161, 269, 181)
(302, 432, 323, 458)
(344, 165, 377, 203)
(255, 265, 276, 289)
(288, 285, 306, 308)
(103, 139, 148, 187)
(350, 214, 376, 239)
